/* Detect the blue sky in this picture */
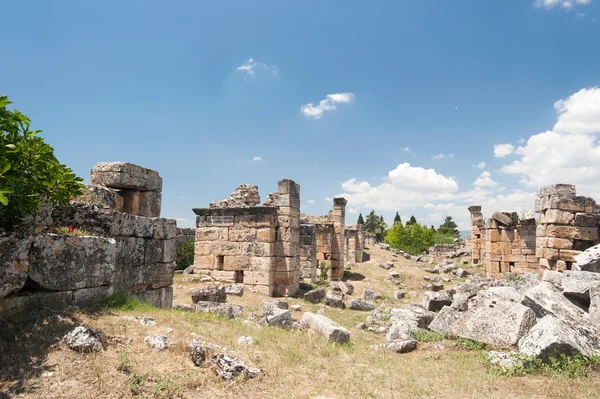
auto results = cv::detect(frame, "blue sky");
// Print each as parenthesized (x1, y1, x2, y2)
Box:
(2, 0, 600, 229)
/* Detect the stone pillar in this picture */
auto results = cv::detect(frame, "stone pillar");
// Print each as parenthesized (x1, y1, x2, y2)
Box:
(535, 184, 598, 272)
(330, 197, 347, 280)
(468, 206, 484, 265)
(299, 224, 317, 283)
(356, 224, 364, 263)
(273, 179, 301, 296)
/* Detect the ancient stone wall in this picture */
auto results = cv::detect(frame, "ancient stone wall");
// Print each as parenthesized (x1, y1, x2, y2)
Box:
(315, 224, 334, 279)
(468, 206, 484, 264)
(483, 212, 538, 278)
(535, 184, 599, 271)
(1, 162, 177, 314)
(299, 224, 317, 283)
(344, 224, 363, 265)
(192, 179, 301, 296)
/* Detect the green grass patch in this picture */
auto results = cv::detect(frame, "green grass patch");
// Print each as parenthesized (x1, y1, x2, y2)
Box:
(456, 338, 489, 351)
(487, 352, 600, 378)
(409, 329, 449, 343)
(102, 293, 156, 312)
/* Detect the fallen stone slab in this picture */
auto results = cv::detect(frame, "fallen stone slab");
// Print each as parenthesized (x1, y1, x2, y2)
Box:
(91, 162, 162, 192)
(574, 244, 600, 273)
(518, 315, 600, 361)
(429, 299, 536, 347)
(325, 291, 345, 309)
(172, 303, 196, 312)
(263, 308, 293, 329)
(389, 304, 436, 328)
(191, 286, 226, 303)
(348, 299, 375, 311)
(195, 301, 244, 319)
(492, 211, 514, 227)
(299, 312, 351, 343)
(145, 335, 173, 351)
(386, 340, 417, 354)
(212, 353, 261, 381)
(521, 282, 589, 325)
(561, 271, 600, 301)
(478, 286, 522, 303)
(64, 326, 103, 353)
(182, 265, 195, 275)
(224, 284, 244, 297)
(339, 281, 354, 295)
(261, 299, 289, 316)
(304, 288, 326, 304)
(422, 291, 452, 312)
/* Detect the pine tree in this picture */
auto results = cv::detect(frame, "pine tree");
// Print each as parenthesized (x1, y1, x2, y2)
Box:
(407, 215, 417, 225)
(437, 216, 460, 238)
(394, 212, 402, 224)
(357, 213, 364, 225)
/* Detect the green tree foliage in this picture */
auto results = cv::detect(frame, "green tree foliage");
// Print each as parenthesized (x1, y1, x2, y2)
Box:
(176, 237, 195, 270)
(0, 96, 84, 231)
(393, 212, 402, 224)
(385, 220, 434, 256)
(357, 213, 364, 225)
(364, 210, 387, 242)
(437, 216, 460, 238)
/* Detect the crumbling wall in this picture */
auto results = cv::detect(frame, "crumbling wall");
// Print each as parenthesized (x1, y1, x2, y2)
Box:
(0, 162, 177, 314)
(483, 212, 538, 278)
(468, 206, 484, 264)
(192, 179, 301, 296)
(315, 224, 333, 279)
(299, 224, 317, 283)
(344, 224, 363, 265)
(535, 184, 599, 271)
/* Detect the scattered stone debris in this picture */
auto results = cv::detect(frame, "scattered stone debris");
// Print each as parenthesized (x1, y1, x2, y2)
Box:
(173, 303, 196, 312)
(224, 284, 244, 297)
(422, 291, 452, 312)
(300, 312, 351, 343)
(348, 299, 375, 311)
(338, 281, 354, 295)
(394, 290, 406, 300)
(259, 300, 292, 328)
(212, 353, 261, 381)
(139, 317, 157, 327)
(386, 339, 417, 354)
(145, 335, 173, 351)
(304, 288, 326, 304)
(209, 184, 260, 209)
(488, 351, 523, 372)
(325, 291, 345, 309)
(291, 304, 302, 312)
(189, 340, 209, 366)
(195, 301, 244, 319)
(64, 326, 102, 353)
(379, 262, 394, 270)
(237, 336, 254, 345)
(191, 286, 226, 303)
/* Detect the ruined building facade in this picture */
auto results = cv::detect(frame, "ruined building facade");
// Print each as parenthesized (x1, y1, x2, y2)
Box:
(469, 184, 600, 278)
(193, 182, 364, 294)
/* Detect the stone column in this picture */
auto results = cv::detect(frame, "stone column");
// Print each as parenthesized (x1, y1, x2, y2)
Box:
(273, 179, 301, 296)
(468, 206, 484, 264)
(535, 184, 598, 272)
(330, 197, 347, 280)
(299, 224, 317, 283)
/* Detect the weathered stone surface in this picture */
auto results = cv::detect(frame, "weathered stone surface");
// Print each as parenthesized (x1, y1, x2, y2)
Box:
(386, 321, 418, 341)
(299, 312, 351, 343)
(265, 308, 293, 329)
(541, 269, 564, 287)
(74, 184, 119, 209)
(0, 291, 73, 315)
(521, 282, 589, 325)
(536, 184, 576, 199)
(422, 291, 452, 312)
(348, 299, 375, 311)
(518, 315, 600, 361)
(455, 268, 468, 278)
(389, 304, 436, 328)
(429, 299, 536, 347)
(0, 235, 31, 298)
(363, 288, 376, 300)
(188, 340, 208, 366)
(195, 301, 244, 319)
(561, 271, 600, 300)
(64, 326, 102, 353)
(28, 235, 116, 291)
(478, 286, 522, 303)
(136, 286, 173, 309)
(145, 335, 173, 351)
(210, 184, 260, 208)
(492, 212, 514, 227)
(338, 281, 354, 295)
(574, 244, 600, 273)
(386, 340, 417, 354)
(91, 162, 162, 192)
(304, 288, 326, 304)
(488, 351, 524, 371)
(191, 286, 226, 303)
(325, 291, 345, 309)
(451, 293, 469, 311)
(182, 265, 195, 275)
(238, 336, 254, 345)
(173, 303, 196, 312)
(224, 284, 244, 297)
(212, 353, 261, 381)
(261, 299, 289, 316)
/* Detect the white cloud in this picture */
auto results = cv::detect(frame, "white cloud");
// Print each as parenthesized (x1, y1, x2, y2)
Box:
(494, 143, 515, 158)
(476, 162, 486, 169)
(253, 156, 262, 161)
(301, 92, 355, 119)
(534, 0, 591, 8)
(432, 153, 445, 160)
(474, 171, 498, 188)
(501, 87, 600, 199)
(324, 196, 332, 201)
(402, 147, 410, 153)
(347, 208, 359, 215)
(307, 199, 315, 204)
(236, 58, 277, 80)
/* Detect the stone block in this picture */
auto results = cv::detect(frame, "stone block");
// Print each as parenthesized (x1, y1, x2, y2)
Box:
(256, 227, 275, 242)
(0, 291, 73, 315)
(299, 312, 350, 343)
(559, 249, 581, 262)
(544, 209, 575, 225)
(546, 237, 573, 250)
(194, 255, 216, 270)
(522, 282, 589, 325)
(145, 238, 177, 263)
(120, 189, 161, 218)
(29, 234, 116, 291)
(223, 256, 251, 271)
(152, 218, 177, 240)
(72, 286, 114, 306)
(244, 270, 274, 286)
(136, 286, 172, 308)
(196, 227, 228, 241)
(274, 270, 300, 285)
(204, 215, 235, 227)
(536, 184, 576, 199)
(275, 256, 299, 272)
(195, 241, 240, 256)
(115, 237, 146, 267)
(235, 214, 274, 228)
(91, 162, 162, 191)
(250, 256, 274, 271)
(209, 271, 239, 283)
(0, 235, 31, 298)
(546, 225, 598, 241)
(274, 241, 298, 257)
(241, 242, 274, 257)
(228, 227, 257, 242)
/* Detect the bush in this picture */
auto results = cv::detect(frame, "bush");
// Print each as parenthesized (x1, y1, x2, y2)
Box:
(176, 237, 195, 270)
(0, 95, 84, 231)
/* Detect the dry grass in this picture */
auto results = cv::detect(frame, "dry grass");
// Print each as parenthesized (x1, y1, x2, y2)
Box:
(2, 246, 600, 398)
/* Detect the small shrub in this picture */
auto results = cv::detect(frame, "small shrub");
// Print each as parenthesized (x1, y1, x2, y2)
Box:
(456, 337, 489, 351)
(409, 329, 449, 343)
(176, 237, 195, 270)
(318, 261, 331, 282)
(487, 352, 600, 378)
(116, 352, 134, 374)
(102, 293, 155, 312)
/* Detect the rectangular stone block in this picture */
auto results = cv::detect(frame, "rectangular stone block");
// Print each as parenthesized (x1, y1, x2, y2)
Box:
(544, 209, 575, 225)
(223, 255, 251, 271)
(274, 241, 298, 257)
(209, 270, 239, 283)
(274, 270, 300, 285)
(244, 270, 274, 285)
(194, 255, 215, 270)
(547, 237, 573, 250)
(91, 162, 162, 191)
(575, 213, 598, 227)
(487, 229, 501, 242)
(256, 227, 276, 242)
(546, 225, 598, 241)
(228, 227, 257, 242)
(235, 214, 274, 228)
(152, 218, 177, 240)
(253, 284, 275, 296)
(120, 190, 161, 218)
(115, 237, 146, 267)
(145, 238, 177, 263)
(250, 256, 274, 271)
(195, 241, 240, 256)
(276, 215, 300, 229)
(536, 184, 576, 199)
(241, 242, 274, 257)
(558, 249, 581, 262)
(275, 256, 300, 272)
(196, 227, 228, 241)
(204, 215, 235, 227)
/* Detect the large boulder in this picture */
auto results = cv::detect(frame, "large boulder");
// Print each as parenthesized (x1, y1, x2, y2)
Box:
(304, 288, 326, 304)
(574, 244, 600, 272)
(422, 291, 452, 312)
(518, 315, 600, 361)
(478, 286, 522, 303)
(64, 326, 103, 353)
(348, 299, 375, 311)
(212, 353, 261, 381)
(145, 335, 173, 351)
(521, 282, 589, 325)
(191, 286, 226, 303)
(195, 301, 243, 319)
(325, 291, 345, 309)
(429, 299, 536, 347)
(560, 271, 600, 301)
(300, 312, 350, 343)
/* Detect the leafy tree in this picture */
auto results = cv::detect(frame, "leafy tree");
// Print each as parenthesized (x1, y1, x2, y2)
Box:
(365, 210, 387, 242)
(176, 237, 195, 270)
(393, 212, 402, 224)
(357, 213, 364, 225)
(385, 220, 435, 256)
(0, 96, 84, 231)
(437, 216, 460, 238)
(406, 215, 417, 226)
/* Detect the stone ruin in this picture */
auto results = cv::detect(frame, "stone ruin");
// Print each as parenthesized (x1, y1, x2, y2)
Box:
(193, 182, 365, 294)
(345, 224, 365, 266)
(0, 162, 179, 314)
(469, 184, 600, 278)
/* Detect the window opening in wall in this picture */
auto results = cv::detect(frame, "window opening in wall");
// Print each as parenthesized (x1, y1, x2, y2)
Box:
(509, 261, 515, 272)
(217, 255, 224, 271)
(235, 271, 244, 283)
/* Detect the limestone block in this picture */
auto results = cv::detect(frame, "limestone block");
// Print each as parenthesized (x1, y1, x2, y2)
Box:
(195, 241, 240, 256)
(574, 244, 600, 272)
(559, 249, 581, 262)
(72, 286, 114, 306)
(275, 256, 300, 272)
(196, 227, 229, 241)
(575, 213, 598, 227)
(274, 270, 300, 285)
(253, 285, 275, 296)
(120, 189, 161, 217)
(223, 256, 251, 271)
(545, 225, 598, 241)
(429, 299, 536, 347)
(274, 241, 298, 257)
(29, 234, 116, 291)
(152, 218, 177, 240)
(256, 227, 275, 242)
(203, 215, 235, 227)
(522, 282, 589, 325)
(0, 291, 73, 314)
(546, 237, 573, 250)
(115, 237, 146, 267)
(133, 261, 175, 291)
(145, 238, 177, 263)
(234, 214, 273, 228)
(536, 184, 576, 199)
(241, 242, 274, 257)
(136, 286, 172, 308)
(91, 162, 162, 191)
(228, 227, 256, 242)
(194, 255, 216, 270)
(191, 286, 226, 303)
(544, 209, 575, 225)
(492, 212, 514, 227)
(422, 291, 452, 311)
(209, 271, 239, 283)
(195, 301, 244, 319)
(0, 235, 31, 298)
(250, 256, 274, 271)
(299, 312, 350, 343)
(74, 184, 120, 209)
(244, 270, 274, 286)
